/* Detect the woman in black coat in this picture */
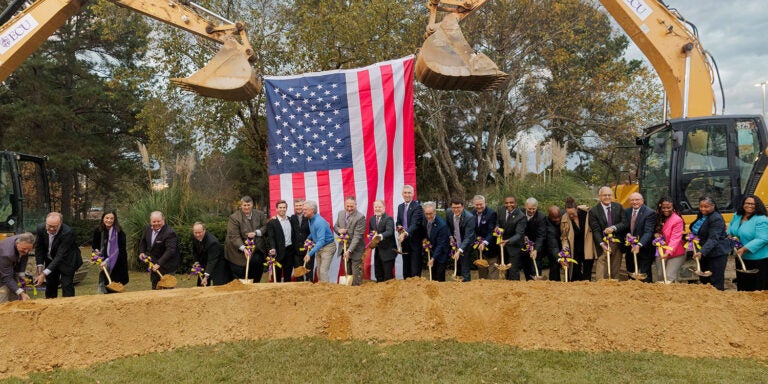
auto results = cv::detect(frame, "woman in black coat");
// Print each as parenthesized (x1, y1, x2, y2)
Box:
(92, 210, 129, 293)
(690, 196, 731, 290)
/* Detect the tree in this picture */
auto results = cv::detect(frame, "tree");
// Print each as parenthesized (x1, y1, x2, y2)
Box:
(0, 2, 152, 218)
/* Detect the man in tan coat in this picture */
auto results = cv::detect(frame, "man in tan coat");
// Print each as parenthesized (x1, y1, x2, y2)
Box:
(226, 196, 267, 283)
(561, 197, 596, 281)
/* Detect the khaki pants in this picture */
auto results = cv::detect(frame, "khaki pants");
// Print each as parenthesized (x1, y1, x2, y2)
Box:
(315, 242, 337, 283)
(0, 285, 19, 303)
(595, 244, 622, 280)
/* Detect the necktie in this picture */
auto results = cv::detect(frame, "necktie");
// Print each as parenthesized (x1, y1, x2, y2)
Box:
(477, 212, 482, 226)
(376, 216, 380, 228)
(403, 203, 408, 229)
(506, 211, 511, 221)
(298, 215, 302, 226)
(454, 216, 461, 244)
(606, 206, 613, 227)
(345, 213, 350, 227)
(151, 230, 158, 244)
(427, 221, 432, 237)
(630, 209, 638, 233)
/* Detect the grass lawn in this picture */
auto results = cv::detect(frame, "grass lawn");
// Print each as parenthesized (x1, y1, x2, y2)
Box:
(1, 338, 766, 383)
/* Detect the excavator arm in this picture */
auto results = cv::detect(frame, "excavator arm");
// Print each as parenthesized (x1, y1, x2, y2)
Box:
(0, 0, 259, 100)
(415, 0, 508, 92)
(599, 0, 715, 118)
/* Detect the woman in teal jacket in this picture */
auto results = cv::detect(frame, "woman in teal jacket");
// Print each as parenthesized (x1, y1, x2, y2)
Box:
(727, 195, 768, 291)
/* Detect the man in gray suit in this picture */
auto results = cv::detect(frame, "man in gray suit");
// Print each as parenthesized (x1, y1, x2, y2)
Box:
(0, 232, 35, 303)
(334, 196, 366, 285)
(226, 196, 267, 283)
(589, 186, 629, 280)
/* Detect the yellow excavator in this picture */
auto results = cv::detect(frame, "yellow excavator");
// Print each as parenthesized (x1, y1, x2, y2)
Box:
(417, 0, 768, 221)
(0, 0, 260, 101)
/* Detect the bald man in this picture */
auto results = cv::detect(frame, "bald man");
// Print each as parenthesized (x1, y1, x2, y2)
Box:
(545, 205, 564, 281)
(138, 211, 181, 289)
(588, 187, 628, 280)
(35, 212, 82, 298)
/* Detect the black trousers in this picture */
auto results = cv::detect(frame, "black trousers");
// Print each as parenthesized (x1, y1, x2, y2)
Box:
(45, 268, 74, 298)
(430, 261, 446, 282)
(374, 254, 395, 282)
(401, 239, 424, 279)
(504, 246, 523, 280)
(274, 245, 297, 282)
(626, 251, 655, 283)
(699, 254, 727, 290)
(736, 257, 768, 291)
(547, 251, 561, 281)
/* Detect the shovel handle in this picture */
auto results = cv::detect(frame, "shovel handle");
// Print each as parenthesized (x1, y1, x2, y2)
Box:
(736, 252, 749, 271)
(101, 263, 113, 285)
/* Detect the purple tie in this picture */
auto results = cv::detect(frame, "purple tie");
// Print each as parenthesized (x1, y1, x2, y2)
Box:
(403, 203, 408, 229)
(606, 206, 612, 227)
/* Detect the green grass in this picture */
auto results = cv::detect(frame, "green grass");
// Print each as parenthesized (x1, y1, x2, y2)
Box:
(2, 338, 766, 383)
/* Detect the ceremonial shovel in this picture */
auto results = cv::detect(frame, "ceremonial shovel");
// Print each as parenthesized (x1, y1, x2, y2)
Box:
(452, 253, 463, 282)
(293, 260, 310, 278)
(425, 247, 433, 281)
(338, 242, 353, 286)
(690, 257, 712, 277)
(735, 253, 759, 274)
(240, 249, 254, 284)
(531, 253, 546, 281)
(628, 248, 647, 281)
(473, 247, 489, 268)
(495, 243, 511, 279)
(154, 269, 178, 289)
(604, 244, 618, 281)
(100, 264, 125, 293)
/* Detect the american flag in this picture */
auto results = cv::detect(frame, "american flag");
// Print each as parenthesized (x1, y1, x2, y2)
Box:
(265, 56, 416, 228)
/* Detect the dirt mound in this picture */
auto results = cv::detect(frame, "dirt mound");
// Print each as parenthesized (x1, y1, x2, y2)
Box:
(1, 279, 767, 378)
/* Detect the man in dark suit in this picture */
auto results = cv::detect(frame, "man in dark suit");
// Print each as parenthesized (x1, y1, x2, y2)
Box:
(491, 195, 517, 279)
(191, 221, 230, 286)
(34, 212, 83, 298)
(369, 199, 396, 282)
(468, 195, 499, 281)
(0, 233, 35, 302)
(138, 211, 181, 289)
(290, 199, 311, 281)
(225, 196, 267, 283)
(501, 200, 527, 280)
(624, 192, 657, 283)
(589, 186, 629, 280)
(423, 202, 450, 282)
(446, 198, 475, 281)
(266, 200, 297, 283)
(545, 206, 564, 281)
(396, 185, 426, 279)
(521, 197, 547, 281)
(334, 196, 366, 286)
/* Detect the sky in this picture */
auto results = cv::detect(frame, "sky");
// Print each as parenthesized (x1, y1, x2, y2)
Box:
(608, 0, 768, 116)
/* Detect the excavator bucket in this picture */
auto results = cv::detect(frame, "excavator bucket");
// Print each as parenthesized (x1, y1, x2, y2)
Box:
(415, 13, 507, 92)
(171, 38, 261, 101)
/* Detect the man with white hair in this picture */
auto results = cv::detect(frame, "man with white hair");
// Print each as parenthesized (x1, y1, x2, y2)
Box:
(521, 197, 547, 280)
(34, 212, 83, 297)
(624, 192, 656, 283)
(0, 232, 35, 302)
(396, 185, 426, 278)
(303, 200, 336, 282)
(369, 200, 396, 282)
(589, 187, 629, 280)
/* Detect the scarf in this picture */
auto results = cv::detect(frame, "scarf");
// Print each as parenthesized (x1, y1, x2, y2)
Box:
(106, 227, 119, 272)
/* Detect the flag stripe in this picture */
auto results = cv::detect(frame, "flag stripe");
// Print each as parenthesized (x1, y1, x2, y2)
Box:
(357, 69, 379, 221)
(401, 58, 417, 196)
(316, 170, 332, 224)
(381, 64, 396, 214)
(342, 168, 356, 202)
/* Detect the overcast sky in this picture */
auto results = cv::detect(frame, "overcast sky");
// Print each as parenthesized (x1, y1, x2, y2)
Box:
(608, 0, 768, 116)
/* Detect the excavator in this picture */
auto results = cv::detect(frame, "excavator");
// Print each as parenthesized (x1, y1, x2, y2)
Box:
(0, 0, 260, 101)
(416, 0, 768, 221)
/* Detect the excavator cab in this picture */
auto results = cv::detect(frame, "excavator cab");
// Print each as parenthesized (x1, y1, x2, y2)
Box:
(415, 1, 507, 91)
(171, 38, 261, 101)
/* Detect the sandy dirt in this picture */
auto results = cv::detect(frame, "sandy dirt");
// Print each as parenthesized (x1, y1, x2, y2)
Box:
(1, 279, 767, 378)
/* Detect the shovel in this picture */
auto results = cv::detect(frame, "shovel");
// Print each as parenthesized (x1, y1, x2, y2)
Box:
(154, 269, 177, 289)
(604, 244, 618, 281)
(452, 252, 463, 282)
(240, 250, 254, 284)
(495, 242, 511, 279)
(690, 257, 712, 277)
(293, 259, 310, 279)
(735, 252, 759, 274)
(473, 247, 489, 268)
(628, 249, 647, 281)
(338, 242, 354, 286)
(426, 248, 433, 281)
(531, 252, 546, 281)
(100, 264, 125, 293)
